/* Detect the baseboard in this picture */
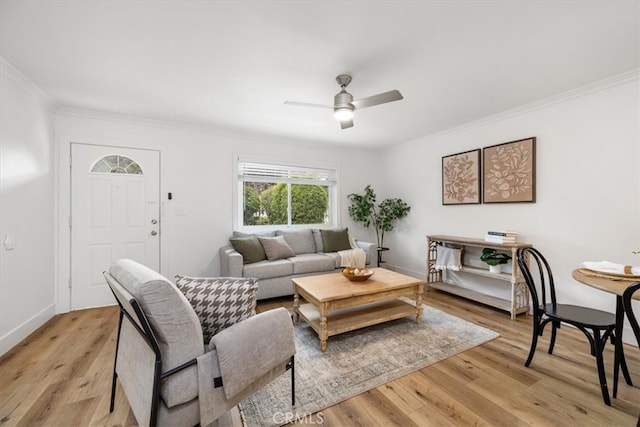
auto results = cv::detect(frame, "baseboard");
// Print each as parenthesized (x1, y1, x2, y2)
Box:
(384, 264, 426, 281)
(387, 264, 640, 346)
(0, 303, 56, 356)
(622, 325, 639, 346)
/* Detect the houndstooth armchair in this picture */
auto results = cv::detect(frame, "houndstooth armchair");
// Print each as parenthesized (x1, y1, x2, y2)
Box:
(104, 259, 295, 427)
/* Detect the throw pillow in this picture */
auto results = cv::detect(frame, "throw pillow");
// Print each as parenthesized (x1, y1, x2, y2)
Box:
(321, 228, 351, 252)
(276, 229, 316, 254)
(174, 275, 259, 343)
(232, 230, 275, 238)
(229, 235, 266, 264)
(258, 235, 296, 261)
(312, 229, 324, 253)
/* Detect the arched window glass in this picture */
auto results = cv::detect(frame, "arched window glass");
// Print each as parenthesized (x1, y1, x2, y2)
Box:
(90, 155, 143, 175)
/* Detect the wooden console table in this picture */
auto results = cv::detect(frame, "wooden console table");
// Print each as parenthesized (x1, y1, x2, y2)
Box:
(426, 235, 532, 319)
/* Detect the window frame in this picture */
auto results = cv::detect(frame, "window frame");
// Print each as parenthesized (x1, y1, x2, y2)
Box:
(233, 156, 339, 231)
(89, 154, 144, 175)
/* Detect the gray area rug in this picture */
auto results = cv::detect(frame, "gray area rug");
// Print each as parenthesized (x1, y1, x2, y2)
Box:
(241, 303, 499, 427)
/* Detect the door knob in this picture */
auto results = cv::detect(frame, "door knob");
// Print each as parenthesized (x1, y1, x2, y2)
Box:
(151, 230, 158, 236)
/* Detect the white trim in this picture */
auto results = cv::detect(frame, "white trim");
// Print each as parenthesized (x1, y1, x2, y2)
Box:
(624, 325, 639, 347)
(236, 153, 341, 172)
(0, 57, 58, 110)
(0, 303, 56, 356)
(56, 68, 639, 153)
(56, 134, 166, 313)
(232, 153, 340, 231)
(386, 264, 426, 281)
(56, 107, 341, 149)
(396, 69, 640, 149)
(57, 107, 220, 134)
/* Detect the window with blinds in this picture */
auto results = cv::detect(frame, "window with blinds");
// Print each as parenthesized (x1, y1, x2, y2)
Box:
(236, 160, 337, 228)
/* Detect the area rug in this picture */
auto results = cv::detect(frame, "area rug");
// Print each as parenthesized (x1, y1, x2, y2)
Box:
(241, 303, 499, 427)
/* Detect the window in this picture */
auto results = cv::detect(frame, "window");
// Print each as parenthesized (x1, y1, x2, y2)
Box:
(236, 159, 337, 229)
(90, 155, 143, 174)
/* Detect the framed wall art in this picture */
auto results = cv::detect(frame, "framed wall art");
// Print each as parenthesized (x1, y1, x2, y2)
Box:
(483, 137, 536, 203)
(442, 149, 481, 205)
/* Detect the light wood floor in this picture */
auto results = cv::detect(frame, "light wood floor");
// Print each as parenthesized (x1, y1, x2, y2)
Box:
(1, 290, 639, 426)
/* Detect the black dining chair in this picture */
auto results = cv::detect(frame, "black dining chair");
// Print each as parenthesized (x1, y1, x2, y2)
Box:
(516, 247, 617, 405)
(622, 282, 640, 426)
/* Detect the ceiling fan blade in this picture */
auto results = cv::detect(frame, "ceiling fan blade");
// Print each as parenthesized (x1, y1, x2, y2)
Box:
(340, 119, 354, 129)
(284, 101, 332, 109)
(352, 90, 403, 110)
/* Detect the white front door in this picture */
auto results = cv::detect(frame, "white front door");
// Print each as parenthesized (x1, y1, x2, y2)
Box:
(70, 143, 160, 310)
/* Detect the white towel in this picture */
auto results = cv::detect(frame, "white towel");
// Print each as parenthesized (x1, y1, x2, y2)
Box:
(339, 248, 367, 269)
(435, 246, 462, 271)
(582, 260, 640, 275)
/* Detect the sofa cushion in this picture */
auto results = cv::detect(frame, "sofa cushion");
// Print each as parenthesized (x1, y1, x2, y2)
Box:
(289, 253, 335, 274)
(232, 230, 276, 238)
(109, 259, 202, 409)
(258, 236, 296, 261)
(243, 259, 294, 279)
(276, 229, 316, 254)
(174, 275, 258, 343)
(323, 252, 343, 269)
(229, 235, 266, 264)
(321, 228, 351, 252)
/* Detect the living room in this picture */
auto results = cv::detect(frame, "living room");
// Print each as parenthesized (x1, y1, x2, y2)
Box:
(1, 1, 639, 425)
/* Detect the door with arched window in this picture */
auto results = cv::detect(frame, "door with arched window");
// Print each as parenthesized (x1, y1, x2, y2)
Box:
(70, 143, 160, 309)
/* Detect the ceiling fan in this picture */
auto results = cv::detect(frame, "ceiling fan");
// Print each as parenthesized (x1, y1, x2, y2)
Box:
(284, 75, 403, 129)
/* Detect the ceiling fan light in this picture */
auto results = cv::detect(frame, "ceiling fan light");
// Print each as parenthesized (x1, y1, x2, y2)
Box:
(334, 107, 354, 121)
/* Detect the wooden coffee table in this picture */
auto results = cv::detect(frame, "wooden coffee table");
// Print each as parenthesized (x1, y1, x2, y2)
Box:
(292, 268, 424, 351)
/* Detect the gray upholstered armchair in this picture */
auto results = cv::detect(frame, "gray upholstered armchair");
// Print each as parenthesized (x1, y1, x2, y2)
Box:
(104, 259, 295, 427)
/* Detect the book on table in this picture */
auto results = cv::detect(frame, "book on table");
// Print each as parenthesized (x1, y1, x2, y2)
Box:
(485, 230, 518, 243)
(486, 231, 518, 237)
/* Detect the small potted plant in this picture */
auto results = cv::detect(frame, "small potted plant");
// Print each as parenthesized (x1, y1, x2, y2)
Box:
(480, 248, 511, 273)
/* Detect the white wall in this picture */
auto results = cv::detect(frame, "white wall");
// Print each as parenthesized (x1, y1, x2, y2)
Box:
(54, 112, 383, 312)
(4, 57, 638, 354)
(0, 61, 56, 355)
(381, 74, 640, 343)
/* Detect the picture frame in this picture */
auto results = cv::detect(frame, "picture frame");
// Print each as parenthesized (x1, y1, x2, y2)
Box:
(442, 149, 481, 205)
(483, 137, 536, 203)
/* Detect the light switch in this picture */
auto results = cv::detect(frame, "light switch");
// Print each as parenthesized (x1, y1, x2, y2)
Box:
(3, 235, 15, 251)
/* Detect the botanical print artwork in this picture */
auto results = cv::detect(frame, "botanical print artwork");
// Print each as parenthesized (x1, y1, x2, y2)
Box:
(442, 149, 480, 205)
(483, 137, 536, 203)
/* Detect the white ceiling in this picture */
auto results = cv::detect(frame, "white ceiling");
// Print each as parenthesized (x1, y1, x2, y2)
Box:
(1, 1, 638, 149)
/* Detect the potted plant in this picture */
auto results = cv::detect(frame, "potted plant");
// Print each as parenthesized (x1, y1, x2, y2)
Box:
(347, 185, 411, 250)
(480, 248, 511, 273)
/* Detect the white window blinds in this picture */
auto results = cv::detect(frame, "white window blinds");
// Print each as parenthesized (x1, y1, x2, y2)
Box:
(238, 161, 337, 186)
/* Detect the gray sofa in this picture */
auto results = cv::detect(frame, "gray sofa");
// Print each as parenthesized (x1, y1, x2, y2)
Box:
(220, 228, 376, 300)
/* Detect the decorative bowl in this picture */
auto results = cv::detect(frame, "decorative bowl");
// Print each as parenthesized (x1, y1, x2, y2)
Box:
(342, 268, 374, 282)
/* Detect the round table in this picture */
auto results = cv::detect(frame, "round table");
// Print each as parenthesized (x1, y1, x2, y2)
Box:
(572, 268, 640, 299)
(572, 268, 640, 399)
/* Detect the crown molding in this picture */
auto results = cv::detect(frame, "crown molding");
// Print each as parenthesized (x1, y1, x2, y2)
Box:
(56, 106, 221, 135)
(55, 106, 348, 150)
(40, 64, 640, 151)
(56, 106, 292, 143)
(0, 57, 58, 110)
(396, 68, 640, 149)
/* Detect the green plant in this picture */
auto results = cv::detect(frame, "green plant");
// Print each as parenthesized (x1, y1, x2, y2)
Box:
(347, 185, 411, 248)
(268, 183, 328, 225)
(243, 185, 262, 225)
(480, 248, 512, 266)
